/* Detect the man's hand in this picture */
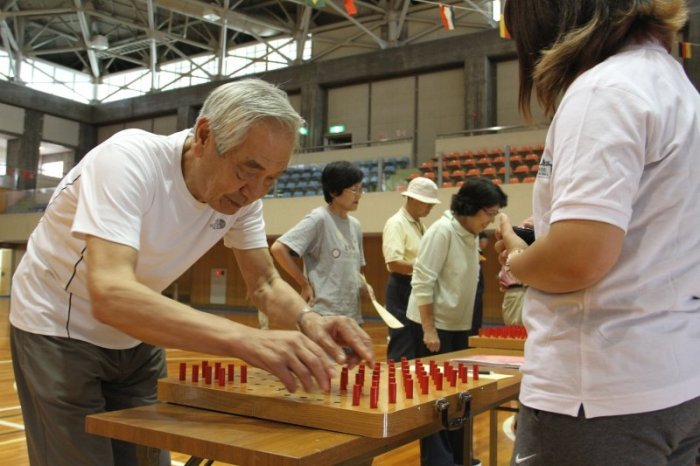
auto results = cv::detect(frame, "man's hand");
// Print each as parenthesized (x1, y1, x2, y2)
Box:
(298, 312, 375, 369)
(239, 328, 339, 393)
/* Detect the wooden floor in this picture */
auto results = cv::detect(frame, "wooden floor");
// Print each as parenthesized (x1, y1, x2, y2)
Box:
(0, 298, 517, 465)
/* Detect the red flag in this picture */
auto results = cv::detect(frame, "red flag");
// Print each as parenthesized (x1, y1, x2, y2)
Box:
(345, 0, 357, 16)
(679, 42, 692, 59)
(439, 4, 455, 31)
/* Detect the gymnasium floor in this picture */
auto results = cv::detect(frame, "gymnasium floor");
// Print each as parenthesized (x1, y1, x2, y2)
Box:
(0, 298, 517, 465)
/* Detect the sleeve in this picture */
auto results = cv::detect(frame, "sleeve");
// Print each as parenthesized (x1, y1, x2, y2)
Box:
(71, 138, 155, 250)
(223, 200, 268, 250)
(548, 85, 648, 232)
(410, 223, 449, 306)
(354, 219, 366, 267)
(276, 210, 321, 258)
(382, 215, 405, 263)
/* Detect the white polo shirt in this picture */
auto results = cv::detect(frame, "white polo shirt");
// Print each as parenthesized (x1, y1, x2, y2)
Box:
(521, 41, 700, 418)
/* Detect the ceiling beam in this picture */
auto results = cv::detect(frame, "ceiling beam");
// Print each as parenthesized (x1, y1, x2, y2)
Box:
(150, 0, 291, 37)
(73, 0, 100, 79)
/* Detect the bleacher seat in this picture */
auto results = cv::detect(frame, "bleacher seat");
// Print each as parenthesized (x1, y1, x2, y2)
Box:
(492, 156, 505, 167)
(514, 165, 530, 179)
(524, 153, 540, 166)
(476, 157, 493, 167)
(509, 155, 523, 166)
(462, 158, 477, 169)
(481, 167, 496, 177)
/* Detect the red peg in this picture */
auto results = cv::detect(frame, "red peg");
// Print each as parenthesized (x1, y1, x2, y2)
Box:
(191, 364, 199, 383)
(352, 384, 361, 406)
(370, 385, 378, 409)
(241, 365, 248, 383)
(179, 362, 186, 381)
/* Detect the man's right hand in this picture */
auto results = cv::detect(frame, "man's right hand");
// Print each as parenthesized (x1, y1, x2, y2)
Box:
(297, 312, 375, 369)
(239, 328, 340, 393)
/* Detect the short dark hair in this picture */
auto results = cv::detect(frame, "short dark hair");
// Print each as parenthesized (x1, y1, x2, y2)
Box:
(321, 161, 364, 204)
(451, 177, 507, 216)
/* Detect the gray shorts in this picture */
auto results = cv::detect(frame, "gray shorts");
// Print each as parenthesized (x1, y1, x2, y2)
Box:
(511, 397, 700, 466)
(11, 325, 168, 466)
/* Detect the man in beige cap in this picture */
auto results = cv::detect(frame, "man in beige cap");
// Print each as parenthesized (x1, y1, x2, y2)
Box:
(381, 176, 440, 361)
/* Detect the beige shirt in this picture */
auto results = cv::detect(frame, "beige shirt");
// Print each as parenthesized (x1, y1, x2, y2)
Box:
(382, 206, 424, 274)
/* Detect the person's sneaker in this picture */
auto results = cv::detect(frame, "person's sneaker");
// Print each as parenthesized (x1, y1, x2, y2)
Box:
(472, 459, 482, 466)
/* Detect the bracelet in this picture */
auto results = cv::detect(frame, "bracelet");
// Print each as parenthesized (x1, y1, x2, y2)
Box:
(295, 307, 320, 332)
(505, 248, 526, 266)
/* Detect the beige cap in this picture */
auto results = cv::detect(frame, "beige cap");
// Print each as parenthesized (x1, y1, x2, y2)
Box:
(402, 177, 441, 204)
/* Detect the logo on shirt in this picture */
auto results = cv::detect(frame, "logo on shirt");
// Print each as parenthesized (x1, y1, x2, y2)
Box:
(515, 453, 537, 464)
(210, 218, 226, 230)
(537, 160, 552, 179)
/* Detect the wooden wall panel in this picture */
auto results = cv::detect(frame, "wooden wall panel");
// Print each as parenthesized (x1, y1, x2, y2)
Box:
(173, 233, 505, 327)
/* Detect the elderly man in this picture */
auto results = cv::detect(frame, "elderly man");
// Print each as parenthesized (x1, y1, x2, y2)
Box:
(381, 176, 440, 361)
(10, 78, 374, 466)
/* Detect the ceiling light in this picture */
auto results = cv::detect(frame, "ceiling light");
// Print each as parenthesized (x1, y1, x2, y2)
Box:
(90, 35, 109, 51)
(202, 8, 221, 21)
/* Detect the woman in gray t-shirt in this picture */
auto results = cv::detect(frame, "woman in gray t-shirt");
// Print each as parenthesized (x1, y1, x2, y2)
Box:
(271, 161, 373, 323)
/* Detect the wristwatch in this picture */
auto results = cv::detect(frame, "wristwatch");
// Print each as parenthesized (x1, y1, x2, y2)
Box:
(295, 307, 320, 332)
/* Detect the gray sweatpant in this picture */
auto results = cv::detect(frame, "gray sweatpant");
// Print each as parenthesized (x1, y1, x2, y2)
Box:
(511, 398, 700, 466)
(11, 325, 168, 466)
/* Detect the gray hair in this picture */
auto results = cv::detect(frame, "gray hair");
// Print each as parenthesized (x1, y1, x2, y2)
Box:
(195, 78, 304, 154)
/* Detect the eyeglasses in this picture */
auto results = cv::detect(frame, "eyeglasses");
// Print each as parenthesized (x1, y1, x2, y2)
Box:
(347, 187, 364, 195)
(481, 207, 500, 217)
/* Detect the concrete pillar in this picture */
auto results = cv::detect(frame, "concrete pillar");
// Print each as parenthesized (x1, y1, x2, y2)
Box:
(177, 105, 198, 131)
(464, 57, 489, 130)
(300, 81, 325, 149)
(76, 121, 97, 164)
(6, 109, 42, 190)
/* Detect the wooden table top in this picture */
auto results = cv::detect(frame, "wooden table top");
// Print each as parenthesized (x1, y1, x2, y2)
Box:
(86, 350, 521, 466)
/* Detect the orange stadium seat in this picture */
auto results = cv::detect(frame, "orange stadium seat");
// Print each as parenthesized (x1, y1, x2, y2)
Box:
(524, 153, 540, 165)
(481, 167, 497, 177)
(462, 158, 477, 169)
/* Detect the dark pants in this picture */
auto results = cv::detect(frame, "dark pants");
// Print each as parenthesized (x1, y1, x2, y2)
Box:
(385, 273, 415, 362)
(408, 320, 470, 466)
(512, 397, 700, 466)
(468, 268, 484, 339)
(11, 325, 169, 466)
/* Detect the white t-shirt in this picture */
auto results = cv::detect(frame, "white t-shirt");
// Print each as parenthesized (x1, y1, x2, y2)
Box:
(521, 41, 700, 418)
(10, 129, 268, 349)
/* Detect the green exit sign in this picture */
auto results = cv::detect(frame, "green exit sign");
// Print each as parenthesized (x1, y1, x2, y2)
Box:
(328, 125, 345, 134)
